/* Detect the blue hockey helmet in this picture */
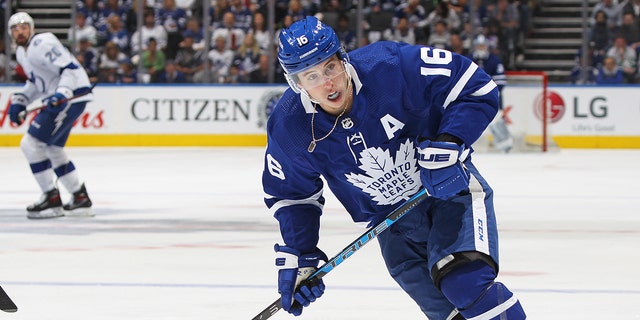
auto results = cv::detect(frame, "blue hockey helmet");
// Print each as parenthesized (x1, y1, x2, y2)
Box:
(278, 16, 348, 76)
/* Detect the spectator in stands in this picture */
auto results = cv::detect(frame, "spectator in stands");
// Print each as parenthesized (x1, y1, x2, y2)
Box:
(229, 0, 254, 31)
(235, 32, 263, 75)
(449, 32, 469, 56)
(616, 12, 640, 51)
(175, 31, 206, 83)
(102, 13, 130, 55)
(77, 0, 102, 30)
(157, 0, 188, 60)
(183, 17, 205, 51)
(427, 20, 450, 49)
(131, 9, 168, 54)
(569, 49, 596, 84)
(596, 56, 625, 84)
(251, 12, 271, 51)
(287, 0, 307, 22)
(99, 0, 127, 31)
(606, 34, 637, 83)
(336, 14, 357, 51)
(156, 60, 188, 83)
(68, 11, 97, 51)
(117, 58, 138, 83)
(590, 0, 626, 29)
(98, 41, 127, 83)
(589, 10, 614, 68)
(222, 61, 248, 83)
(211, 0, 231, 29)
(248, 53, 270, 83)
(622, 0, 640, 21)
(393, 0, 428, 43)
(75, 37, 100, 82)
(384, 16, 416, 44)
(140, 37, 166, 83)
(208, 35, 235, 83)
(424, 0, 461, 34)
(212, 12, 246, 51)
(488, 0, 520, 68)
(125, 0, 149, 35)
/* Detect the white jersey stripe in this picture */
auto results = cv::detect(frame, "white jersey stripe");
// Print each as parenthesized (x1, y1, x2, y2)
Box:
(466, 295, 519, 320)
(443, 62, 478, 109)
(266, 189, 324, 215)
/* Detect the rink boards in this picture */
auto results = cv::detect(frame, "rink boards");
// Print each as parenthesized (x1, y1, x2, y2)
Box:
(0, 84, 639, 148)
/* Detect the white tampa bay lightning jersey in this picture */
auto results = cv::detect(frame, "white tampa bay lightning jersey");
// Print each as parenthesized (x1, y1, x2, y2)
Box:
(15, 32, 93, 104)
(262, 41, 499, 252)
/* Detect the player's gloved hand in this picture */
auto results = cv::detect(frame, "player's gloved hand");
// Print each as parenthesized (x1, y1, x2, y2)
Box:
(43, 88, 72, 113)
(417, 140, 471, 199)
(8, 94, 28, 125)
(274, 244, 328, 316)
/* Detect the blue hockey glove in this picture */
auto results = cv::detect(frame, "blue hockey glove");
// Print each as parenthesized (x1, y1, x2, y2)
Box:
(8, 94, 28, 125)
(43, 90, 71, 113)
(417, 140, 471, 199)
(274, 244, 328, 316)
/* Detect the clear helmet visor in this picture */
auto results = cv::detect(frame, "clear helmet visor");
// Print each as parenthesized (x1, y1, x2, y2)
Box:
(286, 56, 348, 93)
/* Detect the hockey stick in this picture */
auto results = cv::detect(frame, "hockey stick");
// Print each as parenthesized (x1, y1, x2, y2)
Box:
(17, 82, 97, 123)
(251, 188, 429, 320)
(0, 285, 18, 313)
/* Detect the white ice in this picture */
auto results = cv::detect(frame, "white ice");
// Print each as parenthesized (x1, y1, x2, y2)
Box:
(1, 147, 639, 319)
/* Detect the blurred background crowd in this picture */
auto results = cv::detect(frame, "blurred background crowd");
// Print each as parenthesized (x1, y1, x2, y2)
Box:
(0, 0, 535, 84)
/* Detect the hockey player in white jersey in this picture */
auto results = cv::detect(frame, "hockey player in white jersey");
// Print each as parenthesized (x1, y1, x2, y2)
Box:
(262, 16, 526, 319)
(7, 12, 94, 219)
(470, 35, 514, 153)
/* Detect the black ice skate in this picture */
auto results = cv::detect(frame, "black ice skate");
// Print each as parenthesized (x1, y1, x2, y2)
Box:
(63, 183, 94, 217)
(27, 188, 64, 219)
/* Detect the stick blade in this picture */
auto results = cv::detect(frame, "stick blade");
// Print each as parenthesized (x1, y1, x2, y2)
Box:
(0, 286, 17, 313)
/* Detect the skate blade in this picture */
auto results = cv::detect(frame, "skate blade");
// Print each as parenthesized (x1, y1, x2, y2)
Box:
(64, 207, 95, 218)
(27, 207, 65, 219)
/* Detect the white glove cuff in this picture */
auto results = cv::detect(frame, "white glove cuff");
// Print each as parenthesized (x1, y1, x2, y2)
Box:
(11, 93, 29, 105)
(55, 86, 74, 99)
(275, 251, 299, 270)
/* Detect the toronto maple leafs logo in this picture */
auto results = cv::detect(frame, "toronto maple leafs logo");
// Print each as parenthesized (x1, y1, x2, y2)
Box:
(345, 139, 421, 205)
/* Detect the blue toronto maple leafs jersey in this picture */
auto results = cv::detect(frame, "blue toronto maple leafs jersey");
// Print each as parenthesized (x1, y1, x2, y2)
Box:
(262, 41, 499, 253)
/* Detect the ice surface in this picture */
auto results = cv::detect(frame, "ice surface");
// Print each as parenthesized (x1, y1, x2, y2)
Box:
(1, 147, 639, 319)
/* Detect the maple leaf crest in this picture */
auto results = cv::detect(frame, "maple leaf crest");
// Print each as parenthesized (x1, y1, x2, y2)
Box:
(345, 139, 421, 205)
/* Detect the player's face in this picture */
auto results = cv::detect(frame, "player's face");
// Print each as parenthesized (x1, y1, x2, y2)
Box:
(11, 23, 31, 46)
(297, 57, 352, 116)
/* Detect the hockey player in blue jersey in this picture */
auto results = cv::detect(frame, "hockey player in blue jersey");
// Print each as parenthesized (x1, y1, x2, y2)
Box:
(262, 16, 526, 319)
(469, 34, 513, 153)
(7, 12, 94, 219)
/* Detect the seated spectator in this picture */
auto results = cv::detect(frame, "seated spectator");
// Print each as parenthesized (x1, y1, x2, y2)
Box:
(596, 56, 625, 84)
(211, 12, 245, 51)
(228, 0, 253, 31)
(589, 10, 614, 68)
(615, 12, 640, 51)
(384, 16, 416, 44)
(131, 10, 168, 54)
(251, 12, 271, 51)
(336, 14, 357, 51)
(76, 37, 100, 81)
(183, 17, 205, 51)
(68, 11, 97, 51)
(606, 35, 637, 83)
(175, 31, 206, 82)
(98, 41, 127, 83)
(393, 0, 429, 42)
(208, 35, 234, 83)
(488, 0, 520, 67)
(222, 61, 247, 83)
(590, 0, 625, 29)
(157, 0, 188, 59)
(156, 60, 188, 83)
(427, 20, 450, 49)
(235, 33, 263, 75)
(102, 13, 130, 54)
(140, 37, 166, 82)
(448, 32, 468, 56)
(248, 53, 270, 83)
(117, 58, 138, 84)
(77, 0, 102, 30)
